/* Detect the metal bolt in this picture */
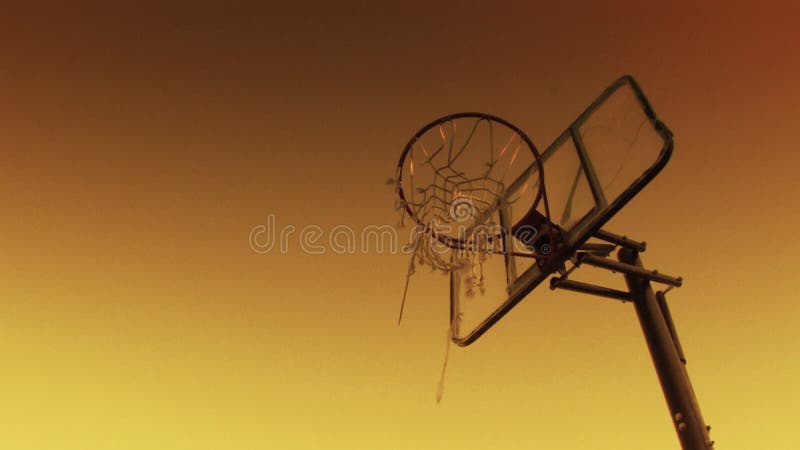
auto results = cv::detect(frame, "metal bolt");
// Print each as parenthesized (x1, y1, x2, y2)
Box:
(677, 422, 687, 432)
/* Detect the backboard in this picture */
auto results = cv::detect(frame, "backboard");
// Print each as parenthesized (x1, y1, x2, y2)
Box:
(450, 75, 673, 346)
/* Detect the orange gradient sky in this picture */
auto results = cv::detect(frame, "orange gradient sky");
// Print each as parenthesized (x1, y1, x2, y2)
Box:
(1, 2, 799, 449)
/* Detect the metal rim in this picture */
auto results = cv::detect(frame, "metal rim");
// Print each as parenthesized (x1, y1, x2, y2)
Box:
(396, 112, 551, 251)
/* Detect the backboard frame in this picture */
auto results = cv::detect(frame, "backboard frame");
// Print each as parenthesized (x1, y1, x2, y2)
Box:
(450, 75, 674, 346)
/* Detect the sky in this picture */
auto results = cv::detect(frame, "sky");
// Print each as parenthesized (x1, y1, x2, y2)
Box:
(1, 2, 798, 449)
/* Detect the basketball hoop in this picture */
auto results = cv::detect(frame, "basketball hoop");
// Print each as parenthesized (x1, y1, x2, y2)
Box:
(394, 113, 561, 287)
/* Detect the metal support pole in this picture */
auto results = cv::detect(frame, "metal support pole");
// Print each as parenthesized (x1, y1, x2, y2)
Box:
(657, 291, 687, 364)
(618, 248, 714, 449)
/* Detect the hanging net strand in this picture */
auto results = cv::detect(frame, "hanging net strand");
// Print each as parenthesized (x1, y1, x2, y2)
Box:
(393, 112, 555, 400)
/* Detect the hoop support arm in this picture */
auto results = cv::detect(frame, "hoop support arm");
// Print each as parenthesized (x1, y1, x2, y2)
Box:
(576, 243, 616, 257)
(594, 229, 646, 252)
(579, 254, 682, 287)
(549, 278, 631, 302)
